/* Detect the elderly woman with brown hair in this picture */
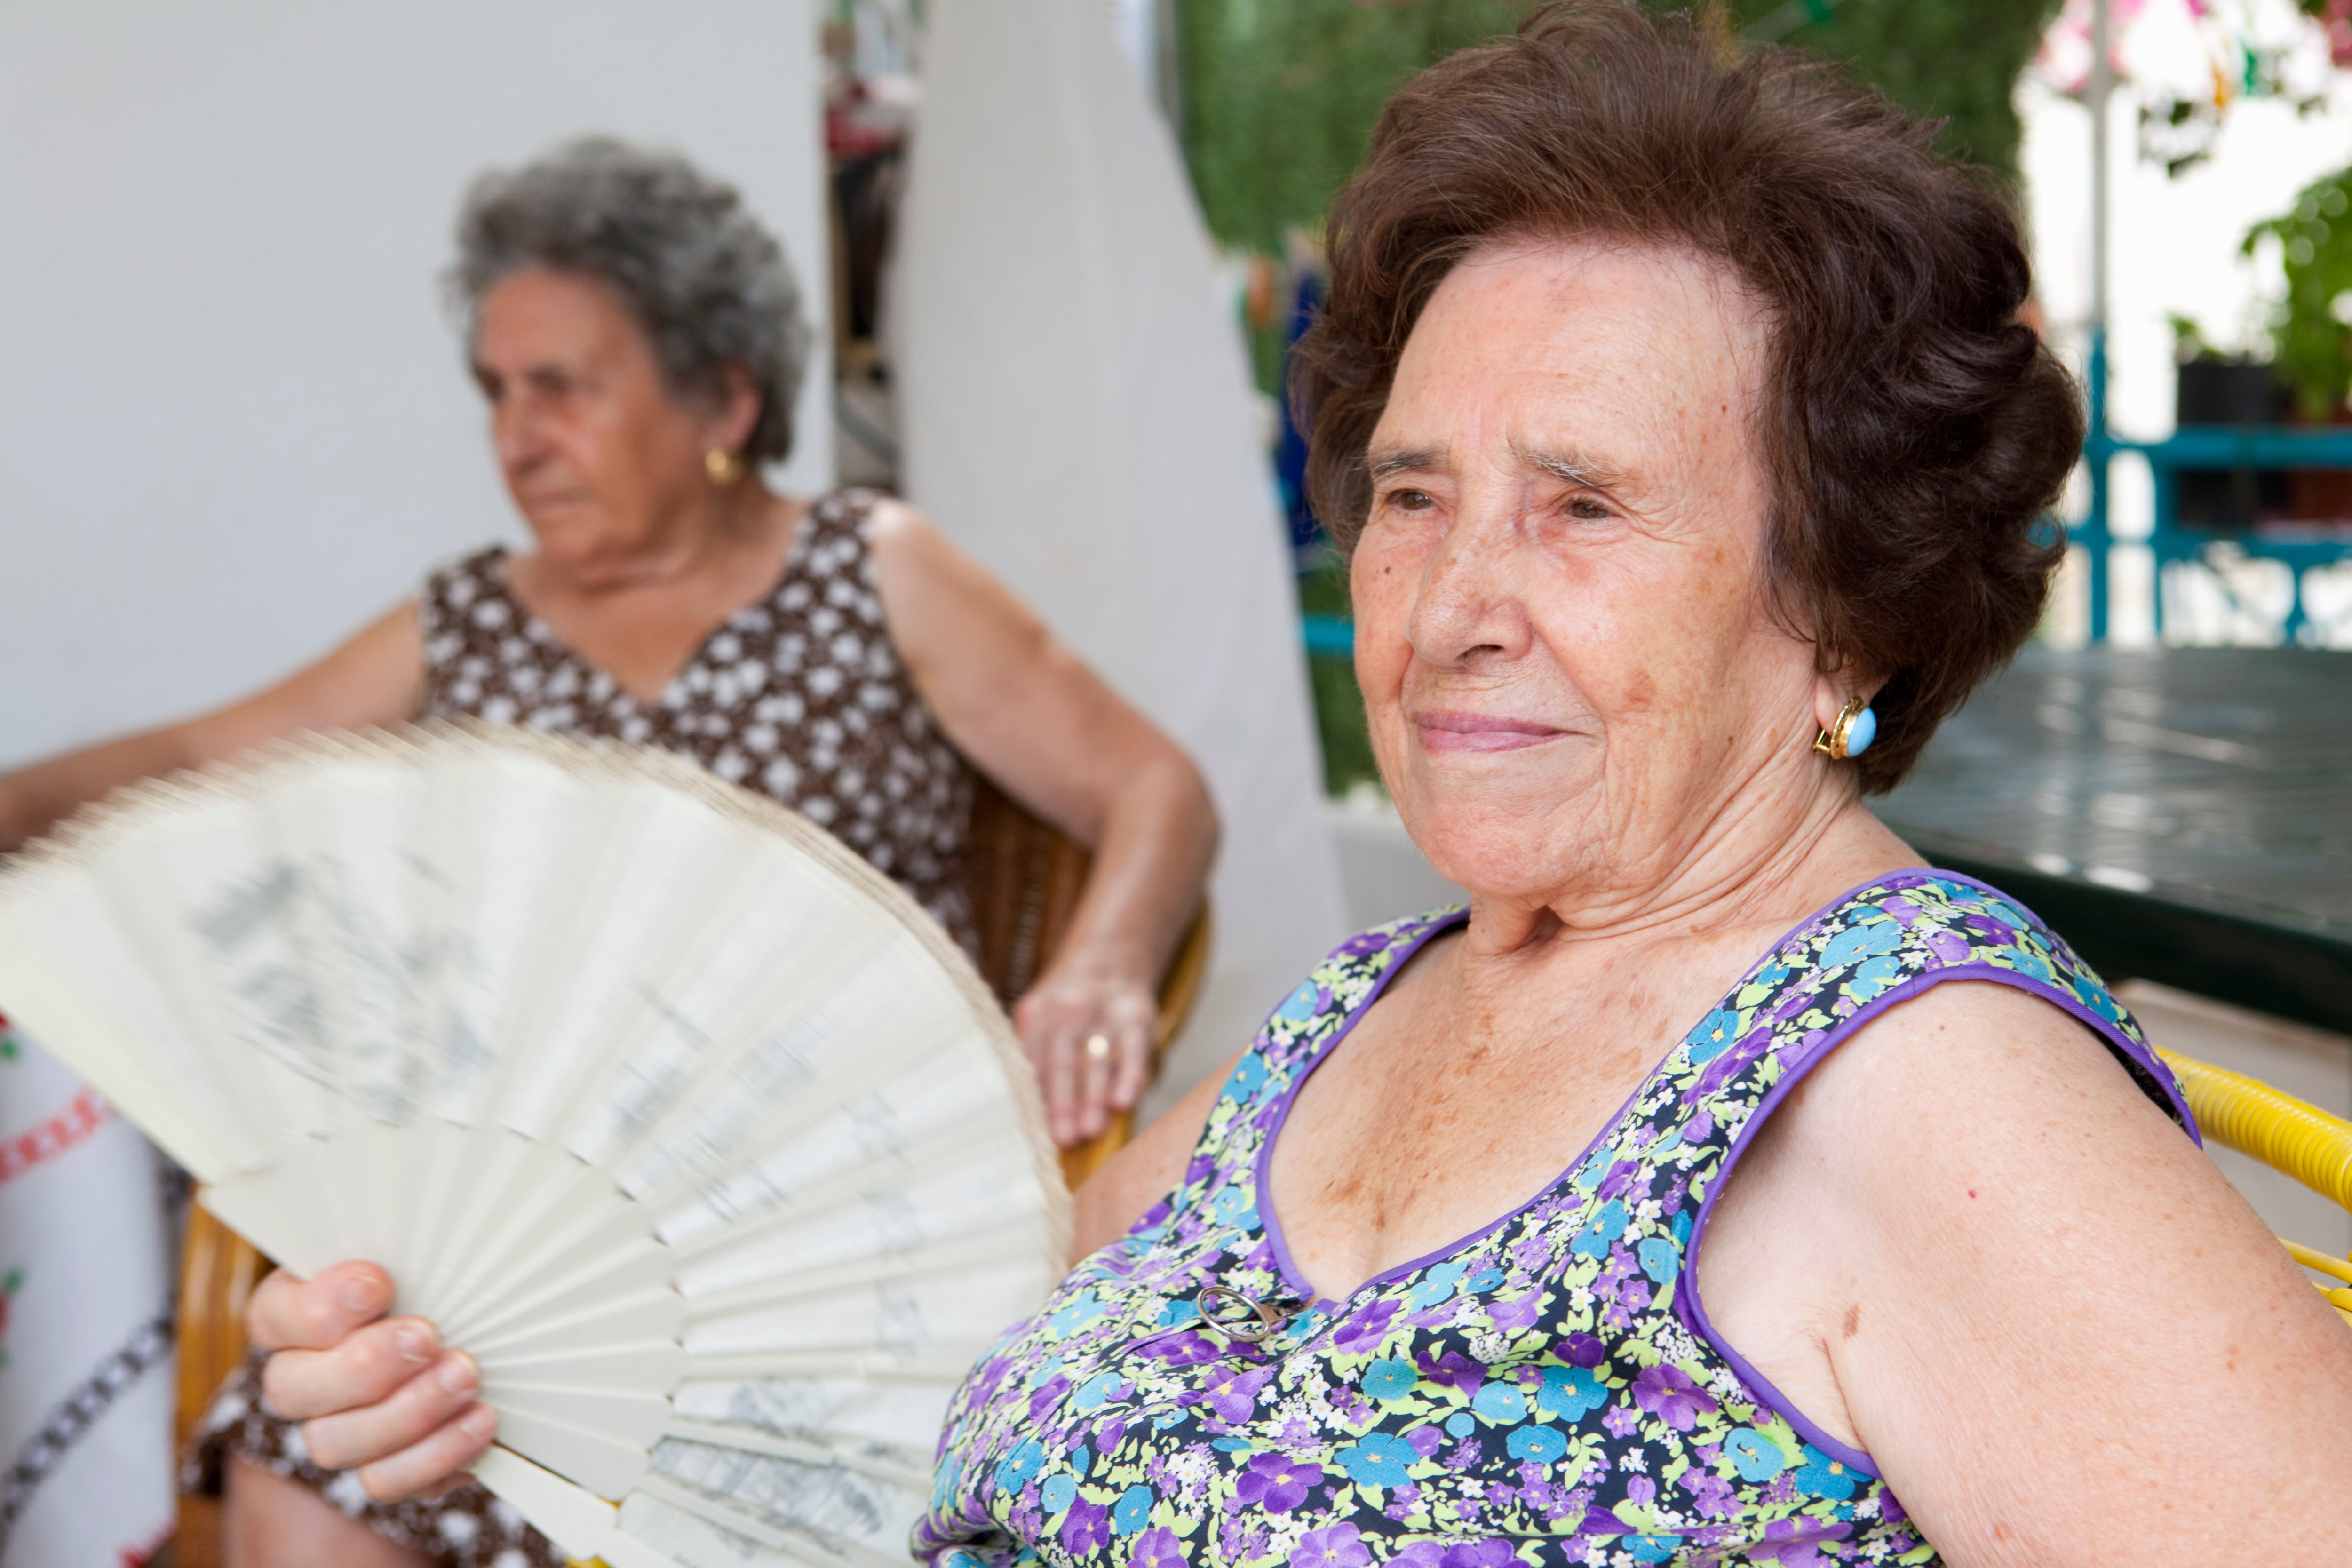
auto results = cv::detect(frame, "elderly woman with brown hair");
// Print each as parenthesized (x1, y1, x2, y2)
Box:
(902, 6, 2352, 1565)
(211, 7, 2352, 1566)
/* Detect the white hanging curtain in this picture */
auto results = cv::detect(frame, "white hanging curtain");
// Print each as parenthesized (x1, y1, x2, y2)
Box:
(891, 0, 1351, 1109)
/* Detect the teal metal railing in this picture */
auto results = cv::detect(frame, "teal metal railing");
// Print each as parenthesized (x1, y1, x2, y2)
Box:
(1300, 613, 1353, 657)
(2082, 328, 2352, 645)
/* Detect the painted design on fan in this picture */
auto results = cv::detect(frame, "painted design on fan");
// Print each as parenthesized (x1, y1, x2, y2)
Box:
(919, 873, 2189, 1568)
(604, 992, 841, 1201)
(181, 853, 492, 1120)
(0, 728, 1071, 1568)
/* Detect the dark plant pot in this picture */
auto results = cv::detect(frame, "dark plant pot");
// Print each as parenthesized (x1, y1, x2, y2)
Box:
(2174, 358, 2289, 529)
(2285, 402, 2352, 524)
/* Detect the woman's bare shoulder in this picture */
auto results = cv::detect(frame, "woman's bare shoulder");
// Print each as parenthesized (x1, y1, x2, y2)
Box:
(1748, 976, 2352, 1560)
(1805, 976, 2164, 1133)
(1765, 976, 2197, 1226)
(858, 493, 950, 563)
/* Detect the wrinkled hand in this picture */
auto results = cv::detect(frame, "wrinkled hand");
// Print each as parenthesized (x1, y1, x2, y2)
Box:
(247, 1260, 496, 1502)
(1012, 964, 1160, 1147)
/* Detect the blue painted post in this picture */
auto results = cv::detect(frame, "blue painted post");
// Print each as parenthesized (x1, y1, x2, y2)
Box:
(2149, 386, 2179, 642)
(2083, 326, 2114, 645)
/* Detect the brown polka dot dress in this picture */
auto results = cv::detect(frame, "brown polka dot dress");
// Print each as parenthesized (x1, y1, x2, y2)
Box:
(418, 487, 977, 951)
(183, 489, 979, 1564)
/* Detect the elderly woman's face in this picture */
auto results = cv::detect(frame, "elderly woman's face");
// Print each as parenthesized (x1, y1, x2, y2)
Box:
(471, 267, 732, 565)
(1352, 238, 1822, 907)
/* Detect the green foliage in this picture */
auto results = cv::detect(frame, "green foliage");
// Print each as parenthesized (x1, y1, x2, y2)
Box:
(1732, 0, 2062, 183)
(2245, 171, 2352, 419)
(1177, 0, 2063, 261)
(1298, 561, 1379, 793)
(1177, 0, 1531, 257)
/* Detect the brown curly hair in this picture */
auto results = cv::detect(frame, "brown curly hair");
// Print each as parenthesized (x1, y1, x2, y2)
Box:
(1292, 2, 2082, 793)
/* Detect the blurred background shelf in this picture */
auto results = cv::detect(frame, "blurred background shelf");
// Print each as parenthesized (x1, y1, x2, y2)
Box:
(1875, 645, 2352, 1037)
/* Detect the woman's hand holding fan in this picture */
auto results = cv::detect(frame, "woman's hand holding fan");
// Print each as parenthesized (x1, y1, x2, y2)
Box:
(0, 725, 1071, 1568)
(246, 1260, 500, 1501)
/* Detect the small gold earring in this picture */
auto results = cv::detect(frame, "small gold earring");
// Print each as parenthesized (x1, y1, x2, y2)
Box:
(705, 448, 744, 486)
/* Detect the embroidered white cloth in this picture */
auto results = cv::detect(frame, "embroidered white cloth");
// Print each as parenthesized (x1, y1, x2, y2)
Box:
(0, 1012, 176, 1568)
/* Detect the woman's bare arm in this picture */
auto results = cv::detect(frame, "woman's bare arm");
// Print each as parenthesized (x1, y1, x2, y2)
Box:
(1714, 980, 2352, 1566)
(0, 604, 425, 850)
(868, 503, 1219, 1146)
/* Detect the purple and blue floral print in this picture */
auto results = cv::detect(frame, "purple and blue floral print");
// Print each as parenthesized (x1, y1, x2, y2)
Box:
(916, 872, 2193, 1568)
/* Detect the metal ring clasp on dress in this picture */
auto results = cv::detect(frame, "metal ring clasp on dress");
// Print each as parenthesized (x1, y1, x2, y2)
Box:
(1193, 1285, 1290, 1343)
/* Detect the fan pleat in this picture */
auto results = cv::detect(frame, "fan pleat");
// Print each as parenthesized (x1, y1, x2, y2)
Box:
(627, 1467, 921, 1568)
(658, 1419, 931, 1491)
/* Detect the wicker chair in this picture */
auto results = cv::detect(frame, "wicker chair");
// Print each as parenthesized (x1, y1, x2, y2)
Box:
(169, 776, 1208, 1566)
(2153, 1046, 2352, 1331)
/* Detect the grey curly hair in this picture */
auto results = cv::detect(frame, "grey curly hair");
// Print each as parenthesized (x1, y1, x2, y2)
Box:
(448, 137, 812, 466)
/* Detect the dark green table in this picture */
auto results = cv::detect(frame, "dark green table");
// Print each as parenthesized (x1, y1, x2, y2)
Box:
(1875, 646, 2352, 1036)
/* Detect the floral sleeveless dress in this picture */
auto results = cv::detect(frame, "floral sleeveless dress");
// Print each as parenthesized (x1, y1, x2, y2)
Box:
(916, 871, 2193, 1568)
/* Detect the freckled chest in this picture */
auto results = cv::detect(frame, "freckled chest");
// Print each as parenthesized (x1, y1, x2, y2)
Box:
(1270, 936, 1760, 1295)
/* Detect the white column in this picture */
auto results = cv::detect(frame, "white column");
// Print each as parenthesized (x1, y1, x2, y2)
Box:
(892, 0, 1352, 1110)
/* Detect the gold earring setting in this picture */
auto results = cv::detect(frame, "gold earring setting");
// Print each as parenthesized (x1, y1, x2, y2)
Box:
(1812, 696, 1877, 761)
(705, 447, 744, 486)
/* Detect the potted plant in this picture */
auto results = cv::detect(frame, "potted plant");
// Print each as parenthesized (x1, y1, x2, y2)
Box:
(2242, 166, 2352, 520)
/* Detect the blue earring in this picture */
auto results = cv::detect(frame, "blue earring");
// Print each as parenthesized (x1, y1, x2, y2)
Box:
(1813, 697, 1875, 760)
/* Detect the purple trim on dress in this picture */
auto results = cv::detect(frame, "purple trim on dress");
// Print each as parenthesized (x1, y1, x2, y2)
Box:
(1670, 935, 2202, 1481)
(1265, 1061, 1663, 1316)
(1887, 870, 2197, 1136)
(1252, 910, 1469, 1312)
(1242, 868, 2194, 1488)
(1250, 867, 1983, 1316)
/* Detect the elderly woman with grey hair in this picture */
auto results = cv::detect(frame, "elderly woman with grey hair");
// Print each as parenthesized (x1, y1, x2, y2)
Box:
(0, 138, 1216, 1568)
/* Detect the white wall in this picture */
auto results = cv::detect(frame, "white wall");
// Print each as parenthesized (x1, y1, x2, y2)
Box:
(0, 0, 830, 768)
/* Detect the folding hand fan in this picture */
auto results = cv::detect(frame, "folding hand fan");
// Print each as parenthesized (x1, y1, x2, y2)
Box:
(0, 724, 1070, 1568)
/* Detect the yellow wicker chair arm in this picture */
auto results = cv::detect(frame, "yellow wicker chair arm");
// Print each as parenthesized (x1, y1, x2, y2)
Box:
(2153, 1046, 2352, 1212)
(2284, 1238, 2352, 1288)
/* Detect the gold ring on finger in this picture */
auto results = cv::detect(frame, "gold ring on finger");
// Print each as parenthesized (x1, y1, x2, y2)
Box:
(1084, 1033, 1112, 1062)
